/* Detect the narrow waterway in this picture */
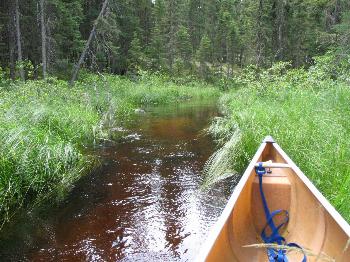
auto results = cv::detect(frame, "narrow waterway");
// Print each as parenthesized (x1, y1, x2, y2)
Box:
(0, 101, 232, 261)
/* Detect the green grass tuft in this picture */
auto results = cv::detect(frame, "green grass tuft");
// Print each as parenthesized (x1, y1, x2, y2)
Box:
(0, 73, 219, 229)
(205, 58, 350, 222)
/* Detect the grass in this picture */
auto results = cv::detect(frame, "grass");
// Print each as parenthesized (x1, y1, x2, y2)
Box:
(0, 73, 219, 229)
(204, 57, 350, 222)
(243, 243, 334, 262)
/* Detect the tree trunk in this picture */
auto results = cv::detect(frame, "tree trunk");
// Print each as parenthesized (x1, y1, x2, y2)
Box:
(70, 0, 109, 85)
(168, 6, 175, 73)
(15, 0, 25, 80)
(276, 0, 285, 61)
(40, 0, 47, 79)
(9, 1, 16, 80)
(256, 0, 264, 67)
(239, 48, 244, 67)
(166, 0, 179, 74)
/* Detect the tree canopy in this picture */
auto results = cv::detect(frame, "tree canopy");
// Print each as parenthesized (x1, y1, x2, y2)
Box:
(0, 0, 349, 80)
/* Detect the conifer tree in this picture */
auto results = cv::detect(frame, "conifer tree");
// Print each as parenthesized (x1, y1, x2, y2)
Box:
(196, 34, 212, 79)
(147, 0, 167, 71)
(127, 32, 145, 73)
(176, 25, 193, 70)
(335, 10, 350, 56)
(0, 0, 349, 80)
(148, 27, 167, 71)
(188, 0, 205, 50)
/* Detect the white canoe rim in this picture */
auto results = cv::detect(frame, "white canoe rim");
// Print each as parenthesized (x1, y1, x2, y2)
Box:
(197, 136, 350, 262)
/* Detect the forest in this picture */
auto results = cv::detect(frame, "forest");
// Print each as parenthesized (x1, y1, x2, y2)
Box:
(0, 0, 349, 81)
(0, 0, 350, 238)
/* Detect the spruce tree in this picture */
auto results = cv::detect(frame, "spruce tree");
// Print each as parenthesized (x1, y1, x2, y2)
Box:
(196, 34, 212, 79)
(176, 25, 193, 71)
(127, 32, 145, 73)
(147, 0, 167, 71)
(188, 0, 205, 50)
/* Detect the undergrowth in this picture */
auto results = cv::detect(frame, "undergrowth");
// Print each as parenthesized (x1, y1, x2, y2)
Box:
(204, 54, 350, 222)
(0, 73, 218, 229)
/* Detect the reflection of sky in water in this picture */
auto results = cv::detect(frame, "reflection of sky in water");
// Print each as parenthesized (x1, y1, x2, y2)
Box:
(2, 102, 232, 261)
(78, 238, 105, 262)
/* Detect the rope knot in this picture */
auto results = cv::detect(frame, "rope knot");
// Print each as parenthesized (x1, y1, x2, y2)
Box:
(255, 162, 266, 176)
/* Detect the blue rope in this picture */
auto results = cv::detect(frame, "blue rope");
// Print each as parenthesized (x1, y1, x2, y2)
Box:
(255, 162, 307, 262)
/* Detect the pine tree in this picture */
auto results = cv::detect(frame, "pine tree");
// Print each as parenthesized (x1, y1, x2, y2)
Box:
(163, 0, 186, 73)
(93, 2, 120, 73)
(148, 27, 167, 71)
(127, 32, 145, 73)
(176, 25, 193, 70)
(216, 1, 237, 70)
(335, 10, 350, 56)
(48, 0, 84, 75)
(188, 0, 205, 50)
(0, 0, 349, 80)
(199, 0, 218, 71)
(71, 0, 109, 84)
(273, 0, 287, 61)
(147, 0, 167, 71)
(196, 34, 212, 79)
(135, 0, 153, 46)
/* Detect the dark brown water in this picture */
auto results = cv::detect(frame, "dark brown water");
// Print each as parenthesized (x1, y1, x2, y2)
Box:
(0, 102, 231, 261)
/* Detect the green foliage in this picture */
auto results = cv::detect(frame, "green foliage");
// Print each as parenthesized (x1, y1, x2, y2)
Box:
(177, 25, 193, 60)
(196, 34, 213, 80)
(0, 67, 5, 85)
(0, 74, 218, 229)
(127, 32, 146, 73)
(196, 35, 212, 62)
(147, 27, 167, 71)
(175, 25, 193, 73)
(334, 11, 350, 56)
(188, 0, 205, 50)
(1, 0, 350, 80)
(48, 0, 84, 61)
(205, 54, 350, 222)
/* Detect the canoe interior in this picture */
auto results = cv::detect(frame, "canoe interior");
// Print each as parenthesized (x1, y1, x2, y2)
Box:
(200, 142, 350, 262)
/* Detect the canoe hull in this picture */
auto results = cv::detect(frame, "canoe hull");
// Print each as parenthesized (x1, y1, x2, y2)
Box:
(197, 138, 350, 262)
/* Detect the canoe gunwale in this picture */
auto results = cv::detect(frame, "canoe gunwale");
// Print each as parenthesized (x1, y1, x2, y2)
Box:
(195, 140, 268, 261)
(196, 137, 350, 262)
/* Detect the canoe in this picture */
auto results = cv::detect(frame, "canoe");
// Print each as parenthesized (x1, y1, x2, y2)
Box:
(197, 136, 350, 262)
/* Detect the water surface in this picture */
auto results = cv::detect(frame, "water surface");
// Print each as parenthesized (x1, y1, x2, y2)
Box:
(1, 101, 232, 261)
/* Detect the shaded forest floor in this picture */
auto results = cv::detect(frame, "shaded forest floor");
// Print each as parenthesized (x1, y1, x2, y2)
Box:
(204, 56, 350, 222)
(0, 74, 219, 229)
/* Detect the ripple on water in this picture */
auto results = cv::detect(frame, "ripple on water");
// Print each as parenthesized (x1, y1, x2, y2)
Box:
(0, 102, 234, 262)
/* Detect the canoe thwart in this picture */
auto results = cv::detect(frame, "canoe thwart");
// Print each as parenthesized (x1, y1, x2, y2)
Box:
(254, 160, 291, 169)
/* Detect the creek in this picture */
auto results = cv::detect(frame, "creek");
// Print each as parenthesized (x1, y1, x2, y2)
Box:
(1, 101, 232, 261)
